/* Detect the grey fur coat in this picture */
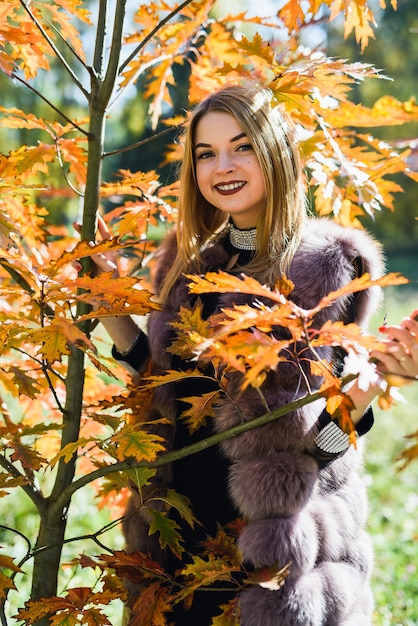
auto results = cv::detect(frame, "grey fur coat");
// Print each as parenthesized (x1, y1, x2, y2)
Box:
(123, 218, 384, 625)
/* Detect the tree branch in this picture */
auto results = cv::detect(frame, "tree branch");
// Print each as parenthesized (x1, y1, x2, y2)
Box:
(18, 0, 89, 99)
(53, 378, 358, 511)
(0, 454, 45, 510)
(103, 124, 181, 158)
(10, 73, 89, 136)
(92, 0, 108, 80)
(118, 0, 196, 76)
(99, 0, 127, 111)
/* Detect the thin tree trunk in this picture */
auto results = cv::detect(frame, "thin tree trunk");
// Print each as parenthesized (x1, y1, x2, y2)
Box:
(29, 3, 127, 622)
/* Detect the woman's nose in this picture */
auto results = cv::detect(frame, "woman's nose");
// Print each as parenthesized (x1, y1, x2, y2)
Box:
(215, 153, 236, 174)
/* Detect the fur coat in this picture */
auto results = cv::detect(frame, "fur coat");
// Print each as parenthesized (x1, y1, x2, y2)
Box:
(123, 218, 384, 625)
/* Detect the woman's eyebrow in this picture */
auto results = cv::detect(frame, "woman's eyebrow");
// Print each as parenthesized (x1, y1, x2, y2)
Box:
(230, 132, 247, 142)
(194, 132, 248, 150)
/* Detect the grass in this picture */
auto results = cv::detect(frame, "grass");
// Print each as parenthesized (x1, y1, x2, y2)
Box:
(2, 287, 418, 625)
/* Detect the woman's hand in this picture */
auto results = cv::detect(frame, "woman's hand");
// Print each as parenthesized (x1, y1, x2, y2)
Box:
(73, 216, 119, 277)
(342, 310, 418, 423)
(371, 310, 418, 385)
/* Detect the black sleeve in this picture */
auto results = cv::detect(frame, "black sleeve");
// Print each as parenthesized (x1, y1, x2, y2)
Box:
(111, 330, 150, 373)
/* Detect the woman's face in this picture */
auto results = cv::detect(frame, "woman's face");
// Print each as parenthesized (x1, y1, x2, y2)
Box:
(193, 111, 266, 229)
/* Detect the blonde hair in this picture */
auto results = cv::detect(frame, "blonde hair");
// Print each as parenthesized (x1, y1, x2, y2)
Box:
(159, 84, 306, 303)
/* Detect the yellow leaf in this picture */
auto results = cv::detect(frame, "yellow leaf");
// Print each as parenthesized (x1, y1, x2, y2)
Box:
(112, 426, 166, 463)
(177, 554, 235, 601)
(32, 324, 71, 364)
(212, 598, 241, 626)
(143, 369, 212, 389)
(49, 439, 91, 467)
(238, 33, 275, 64)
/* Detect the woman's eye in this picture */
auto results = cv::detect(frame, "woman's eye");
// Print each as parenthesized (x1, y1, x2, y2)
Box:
(237, 143, 253, 152)
(196, 151, 213, 160)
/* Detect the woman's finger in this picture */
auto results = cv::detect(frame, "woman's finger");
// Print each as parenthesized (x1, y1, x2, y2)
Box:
(97, 215, 112, 241)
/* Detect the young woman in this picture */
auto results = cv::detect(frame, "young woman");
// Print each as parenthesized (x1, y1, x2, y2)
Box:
(89, 85, 418, 625)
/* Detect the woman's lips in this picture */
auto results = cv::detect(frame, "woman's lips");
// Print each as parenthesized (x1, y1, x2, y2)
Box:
(214, 181, 246, 195)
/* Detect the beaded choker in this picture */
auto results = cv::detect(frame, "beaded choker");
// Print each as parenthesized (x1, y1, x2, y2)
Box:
(229, 221, 257, 250)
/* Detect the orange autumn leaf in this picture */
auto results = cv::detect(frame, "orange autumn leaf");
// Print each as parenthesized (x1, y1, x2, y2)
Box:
(179, 390, 219, 433)
(71, 272, 160, 318)
(130, 581, 172, 626)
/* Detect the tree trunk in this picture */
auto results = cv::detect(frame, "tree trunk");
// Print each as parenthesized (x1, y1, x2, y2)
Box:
(29, 2, 127, 622)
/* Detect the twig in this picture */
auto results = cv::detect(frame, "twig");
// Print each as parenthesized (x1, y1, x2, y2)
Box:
(54, 138, 85, 197)
(118, 0, 195, 75)
(18, 0, 89, 98)
(11, 73, 89, 136)
(103, 124, 181, 158)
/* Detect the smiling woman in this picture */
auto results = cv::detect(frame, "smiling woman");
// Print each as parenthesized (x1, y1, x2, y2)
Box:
(194, 112, 266, 229)
(85, 84, 418, 625)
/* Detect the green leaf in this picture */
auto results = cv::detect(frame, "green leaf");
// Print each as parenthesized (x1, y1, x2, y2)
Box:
(157, 488, 196, 529)
(148, 509, 184, 557)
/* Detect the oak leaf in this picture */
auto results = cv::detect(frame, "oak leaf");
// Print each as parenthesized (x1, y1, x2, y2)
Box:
(94, 550, 167, 583)
(149, 509, 184, 557)
(112, 426, 166, 462)
(177, 553, 235, 600)
(156, 488, 196, 530)
(143, 369, 213, 389)
(0, 571, 16, 602)
(49, 438, 92, 467)
(66, 273, 160, 318)
(0, 472, 29, 497)
(8, 366, 41, 398)
(10, 441, 46, 471)
(31, 318, 95, 364)
(179, 390, 219, 433)
(130, 581, 172, 626)
(212, 598, 241, 625)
